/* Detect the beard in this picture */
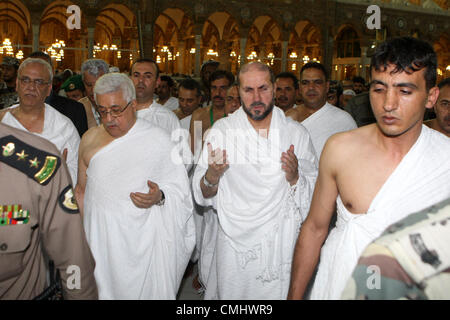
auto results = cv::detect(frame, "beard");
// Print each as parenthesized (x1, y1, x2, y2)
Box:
(242, 99, 274, 121)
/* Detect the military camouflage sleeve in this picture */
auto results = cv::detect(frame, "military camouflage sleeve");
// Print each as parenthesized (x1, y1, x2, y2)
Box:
(342, 198, 450, 300)
(341, 243, 427, 300)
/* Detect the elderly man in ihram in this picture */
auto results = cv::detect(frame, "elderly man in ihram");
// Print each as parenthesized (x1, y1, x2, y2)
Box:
(0, 58, 79, 184)
(75, 73, 195, 299)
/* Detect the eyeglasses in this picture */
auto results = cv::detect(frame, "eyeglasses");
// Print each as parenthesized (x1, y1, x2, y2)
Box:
(97, 101, 132, 118)
(19, 76, 51, 88)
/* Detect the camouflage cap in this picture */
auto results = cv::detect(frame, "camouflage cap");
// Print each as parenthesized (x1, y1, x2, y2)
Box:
(1, 56, 20, 68)
(60, 74, 85, 92)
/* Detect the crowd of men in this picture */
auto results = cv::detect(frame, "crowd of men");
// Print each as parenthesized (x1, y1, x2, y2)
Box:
(0, 36, 449, 300)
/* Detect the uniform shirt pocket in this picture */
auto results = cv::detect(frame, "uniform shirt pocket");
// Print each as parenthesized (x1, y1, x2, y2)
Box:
(0, 224, 35, 281)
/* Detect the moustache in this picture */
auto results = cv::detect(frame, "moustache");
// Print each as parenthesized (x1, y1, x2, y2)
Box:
(307, 90, 317, 95)
(104, 120, 117, 126)
(213, 96, 224, 100)
(250, 101, 266, 108)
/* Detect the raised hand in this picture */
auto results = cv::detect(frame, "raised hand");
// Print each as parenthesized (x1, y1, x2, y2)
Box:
(204, 142, 229, 185)
(281, 144, 299, 186)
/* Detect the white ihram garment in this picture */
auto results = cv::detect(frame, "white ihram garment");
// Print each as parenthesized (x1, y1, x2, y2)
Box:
(310, 125, 450, 300)
(83, 119, 195, 299)
(2, 103, 79, 184)
(300, 102, 357, 156)
(192, 106, 318, 299)
(137, 102, 193, 172)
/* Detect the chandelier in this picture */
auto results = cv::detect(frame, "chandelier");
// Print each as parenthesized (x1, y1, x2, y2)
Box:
(0, 38, 14, 56)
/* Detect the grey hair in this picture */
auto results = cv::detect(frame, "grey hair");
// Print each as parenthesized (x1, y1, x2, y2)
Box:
(81, 59, 109, 80)
(18, 58, 53, 82)
(237, 62, 274, 86)
(94, 73, 136, 104)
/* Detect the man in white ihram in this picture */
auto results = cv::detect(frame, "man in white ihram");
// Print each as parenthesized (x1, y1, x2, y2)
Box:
(130, 58, 192, 171)
(75, 73, 195, 299)
(288, 37, 450, 300)
(0, 58, 79, 183)
(192, 62, 318, 299)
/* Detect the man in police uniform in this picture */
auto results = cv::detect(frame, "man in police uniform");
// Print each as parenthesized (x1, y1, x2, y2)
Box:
(0, 122, 97, 299)
(61, 74, 85, 102)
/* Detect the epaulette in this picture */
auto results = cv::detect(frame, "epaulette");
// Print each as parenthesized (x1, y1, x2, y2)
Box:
(1, 135, 61, 185)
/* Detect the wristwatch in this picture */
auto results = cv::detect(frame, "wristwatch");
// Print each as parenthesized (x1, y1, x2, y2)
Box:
(156, 190, 165, 206)
(203, 174, 218, 188)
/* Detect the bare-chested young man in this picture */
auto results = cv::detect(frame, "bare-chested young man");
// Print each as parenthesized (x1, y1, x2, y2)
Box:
(75, 73, 194, 299)
(288, 37, 450, 300)
(189, 70, 234, 154)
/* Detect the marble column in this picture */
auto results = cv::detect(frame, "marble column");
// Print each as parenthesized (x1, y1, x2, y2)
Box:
(87, 27, 95, 59)
(142, 23, 154, 59)
(240, 37, 247, 66)
(32, 24, 40, 52)
(194, 34, 202, 77)
(177, 40, 185, 74)
(218, 40, 230, 71)
(281, 40, 288, 72)
(360, 46, 368, 80)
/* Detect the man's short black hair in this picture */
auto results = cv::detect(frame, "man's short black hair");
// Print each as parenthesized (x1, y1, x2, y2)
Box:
(160, 75, 175, 87)
(437, 77, 450, 90)
(275, 72, 299, 89)
(300, 62, 329, 81)
(130, 58, 159, 78)
(370, 37, 437, 91)
(179, 78, 201, 96)
(352, 76, 365, 85)
(209, 70, 234, 87)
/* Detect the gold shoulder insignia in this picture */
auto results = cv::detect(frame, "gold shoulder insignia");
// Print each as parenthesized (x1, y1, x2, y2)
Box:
(0, 135, 61, 185)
